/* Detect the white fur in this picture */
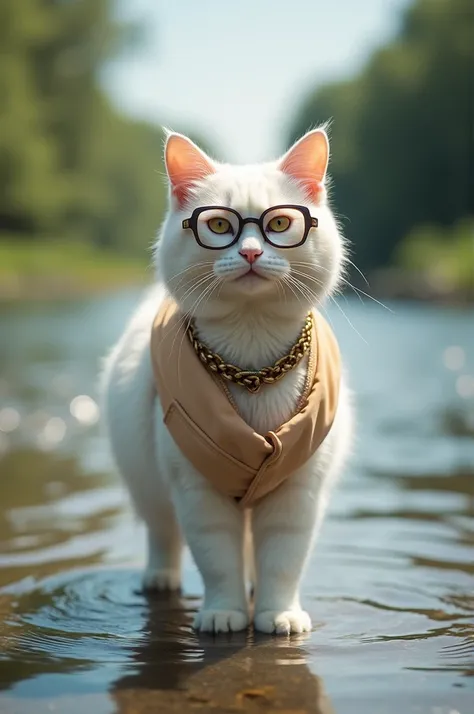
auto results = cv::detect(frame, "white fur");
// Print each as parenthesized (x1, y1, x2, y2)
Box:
(101, 131, 353, 635)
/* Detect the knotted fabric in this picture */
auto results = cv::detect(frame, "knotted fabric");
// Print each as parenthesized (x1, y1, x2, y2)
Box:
(150, 298, 341, 508)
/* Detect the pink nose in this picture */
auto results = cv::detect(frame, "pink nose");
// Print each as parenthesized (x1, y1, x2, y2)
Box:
(239, 247, 263, 264)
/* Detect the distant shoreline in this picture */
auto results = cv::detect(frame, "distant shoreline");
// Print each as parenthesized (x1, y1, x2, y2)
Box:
(1, 240, 471, 305)
(0, 239, 151, 303)
(1, 275, 471, 306)
(368, 267, 474, 307)
(0, 274, 149, 302)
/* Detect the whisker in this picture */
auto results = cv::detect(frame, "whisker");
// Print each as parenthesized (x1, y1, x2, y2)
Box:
(168, 263, 215, 291)
(290, 268, 360, 312)
(281, 275, 306, 309)
(177, 272, 216, 303)
(285, 274, 337, 333)
(177, 281, 216, 367)
(292, 261, 392, 312)
(327, 294, 368, 345)
(290, 268, 326, 289)
(173, 270, 216, 296)
(285, 274, 319, 308)
(168, 274, 216, 353)
(290, 269, 368, 343)
(168, 262, 214, 284)
(343, 256, 370, 287)
(340, 280, 394, 312)
(177, 278, 221, 375)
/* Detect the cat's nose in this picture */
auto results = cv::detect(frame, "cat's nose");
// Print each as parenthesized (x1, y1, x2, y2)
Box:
(239, 247, 263, 264)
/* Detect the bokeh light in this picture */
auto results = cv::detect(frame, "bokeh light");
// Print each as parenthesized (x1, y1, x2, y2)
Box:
(37, 417, 67, 450)
(70, 395, 100, 426)
(442, 346, 465, 371)
(455, 374, 474, 399)
(0, 407, 21, 433)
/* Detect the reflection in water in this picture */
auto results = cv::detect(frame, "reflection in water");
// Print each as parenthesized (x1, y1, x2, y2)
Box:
(0, 449, 126, 587)
(0, 569, 334, 714)
(0, 292, 473, 713)
(112, 593, 334, 714)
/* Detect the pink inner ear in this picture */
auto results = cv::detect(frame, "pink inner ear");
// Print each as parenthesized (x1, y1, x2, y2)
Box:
(165, 134, 215, 207)
(279, 131, 329, 200)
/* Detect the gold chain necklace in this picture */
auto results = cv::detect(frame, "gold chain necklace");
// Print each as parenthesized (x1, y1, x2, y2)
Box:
(186, 313, 313, 394)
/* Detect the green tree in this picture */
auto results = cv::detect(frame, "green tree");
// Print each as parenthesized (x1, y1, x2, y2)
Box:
(0, 0, 63, 234)
(288, 0, 473, 272)
(0, 0, 168, 256)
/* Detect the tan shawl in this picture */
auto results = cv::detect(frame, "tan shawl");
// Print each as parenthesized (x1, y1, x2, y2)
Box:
(150, 299, 341, 508)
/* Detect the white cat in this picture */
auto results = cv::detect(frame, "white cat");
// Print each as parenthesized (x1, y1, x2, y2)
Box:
(101, 128, 353, 635)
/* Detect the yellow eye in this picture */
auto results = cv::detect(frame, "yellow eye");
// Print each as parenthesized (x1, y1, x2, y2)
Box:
(208, 217, 232, 234)
(267, 215, 291, 233)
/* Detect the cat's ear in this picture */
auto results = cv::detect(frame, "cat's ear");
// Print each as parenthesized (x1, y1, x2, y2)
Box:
(278, 129, 329, 201)
(165, 133, 215, 207)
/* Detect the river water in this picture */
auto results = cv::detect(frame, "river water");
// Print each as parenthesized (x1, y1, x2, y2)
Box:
(0, 290, 473, 714)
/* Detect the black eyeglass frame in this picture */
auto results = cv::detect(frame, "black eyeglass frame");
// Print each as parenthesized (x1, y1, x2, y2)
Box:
(182, 204, 318, 250)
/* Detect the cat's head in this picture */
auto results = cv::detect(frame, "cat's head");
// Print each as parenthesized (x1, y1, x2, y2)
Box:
(156, 128, 344, 319)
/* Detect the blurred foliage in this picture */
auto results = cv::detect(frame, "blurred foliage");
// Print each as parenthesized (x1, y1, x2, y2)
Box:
(395, 218, 474, 293)
(0, 0, 167, 255)
(0, 238, 148, 299)
(1, 0, 471, 299)
(288, 0, 473, 275)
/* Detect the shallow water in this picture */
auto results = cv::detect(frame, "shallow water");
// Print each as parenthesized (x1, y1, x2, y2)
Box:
(0, 290, 473, 714)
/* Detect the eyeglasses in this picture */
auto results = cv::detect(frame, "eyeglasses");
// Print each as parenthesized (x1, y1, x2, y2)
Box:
(182, 205, 318, 250)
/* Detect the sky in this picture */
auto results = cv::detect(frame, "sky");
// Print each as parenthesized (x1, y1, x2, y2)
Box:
(104, 0, 412, 163)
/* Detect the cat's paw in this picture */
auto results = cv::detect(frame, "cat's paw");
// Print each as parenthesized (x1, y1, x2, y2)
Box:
(194, 608, 249, 633)
(142, 568, 181, 592)
(254, 609, 312, 635)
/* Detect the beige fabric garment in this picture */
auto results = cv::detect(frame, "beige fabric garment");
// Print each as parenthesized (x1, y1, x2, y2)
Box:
(150, 299, 341, 508)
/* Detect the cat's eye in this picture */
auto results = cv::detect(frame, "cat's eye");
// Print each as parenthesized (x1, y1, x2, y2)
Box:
(207, 217, 233, 235)
(267, 215, 291, 233)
